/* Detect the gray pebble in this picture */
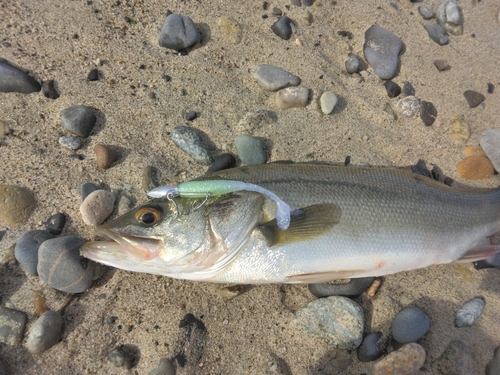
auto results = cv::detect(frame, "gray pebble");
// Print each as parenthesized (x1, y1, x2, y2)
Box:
(345, 53, 360, 74)
(275, 86, 310, 109)
(418, 6, 435, 20)
(14, 230, 56, 275)
(463, 90, 485, 108)
(108, 346, 135, 369)
(171, 125, 213, 166)
(420, 101, 437, 126)
(37, 236, 94, 293)
(159, 14, 200, 52)
(235, 135, 267, 165)
(424, 23, 449, 45)
(45, 213, 66, 235)
(185, 110, 197, 121)
(294, 296, 364, 350)
(363, 25, 403, 80)
(87, 69, 99, 81)
(26, 310, 63, 354)
(42, 80, 59, 99)
(308, 277, 375, 298)
(80, 182, 98, 202)
(148, 358, 176, 375)
(206, 153, 236, 174)
(0, 184, 36, 226)
(397, 96, 420, 118)
(402, 81, 415, 96)
(320, 91, 338, 114)
(455, 297, 485, 327)
(357, 332, 385, 362)
(0, 307, 27, 346)
(488, 83, 494, 94)
(272, 7, 282, 16)
(391, 306, 430, 344)
(432, 340, 479, 375)
(80, 190, 116, 226)
(60, 105, 96, 138)
(271, 16, 293, 40)
(434, 59, 451, 71)
(253, 65, 301, 92)
(384, 80, 401, 98)
(480, 129, 500, 172)
(58, 135, 81, 150)
(486, 346, 500, 375)
(437, 0, 463, 35)
(0, 58, 41, 94)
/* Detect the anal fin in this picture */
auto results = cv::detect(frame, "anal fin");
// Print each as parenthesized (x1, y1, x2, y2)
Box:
(286, 270, 368, 283)
(453, 245, 500, 264)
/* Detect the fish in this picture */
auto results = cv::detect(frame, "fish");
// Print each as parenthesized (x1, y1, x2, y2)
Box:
(81, 163, 500, 284)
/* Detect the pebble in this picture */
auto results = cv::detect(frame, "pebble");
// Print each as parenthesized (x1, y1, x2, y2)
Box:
(320, 91, 338, 114)
(363, 25, 403, 80)
(391, 306, 430, 344)
(218, 16, 242, 44)
(142, 165, 159, 192)
(108, 346, 135, 369)
(235, 135, 267, 165)
(418, 6, 435, 20)
(185, 110, 197, 121)
(236, 109, 277, 133)
(437, 0, 463, 36)
(480, 129, 500, 171)
(60, 105, 97, 138)
(434, 59, 451, 71)
(0, 308, 27, 346)
(148, 358, 176, 375)
(396, 96, 420, 118)
(26, 310, 63, 354)
(384, 81, 401, 98)
(206, 153, 236, 174)
(486, 346, 500, 375)
(456, 156, 494, 180)
(432, 340, 479, 375)
(42, 80, 59, 99)
(420, 101, 437, 126)
(294, 296, 364, 350)
(159, 14, 200, 51)
(345, 53, 360, 74)
(402, 81, 415, 96)
(93, 144, 118, 169)
(272, 7, 282, 16)
(271, 16, 293, 40)
(487, 83, 494, 94)
(37, 236, 94, 293)
(357, 332, 385, 362)
(80, 182, 98, 201)
(308, 277, 375, 298)
(464, 145, 486, 157)
(0, 58, 41, 94)
(45, 213, 66, 235)
(58, 135, 81, 150)
(424, 23, 449, 45)
(253, 65, 301, 91)
(87, 68, 99, 81)
(0, 185, 36, 226)
(463, 90, 485, 108)
(14, 230, 56, 275)
(80, 190, 115, 226)
(374, 343, 425, 375)
(450, 114, 470, 146)
(454, 297, 485, 327)
(275, 86, 310, 109)
(171, 125, 213, 166)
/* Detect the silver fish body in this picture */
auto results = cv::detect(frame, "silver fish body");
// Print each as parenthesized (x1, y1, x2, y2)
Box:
(81, 163, 500, 283)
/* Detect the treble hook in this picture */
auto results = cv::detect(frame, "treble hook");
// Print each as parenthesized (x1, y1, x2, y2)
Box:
(192, 192, 212, 211)
(166, 191, 179, 219)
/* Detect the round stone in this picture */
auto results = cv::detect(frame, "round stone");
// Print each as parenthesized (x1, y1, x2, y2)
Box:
(60, 105, 97, 138)
(26, 310, 63, 354)
(456, 156, 494, 180)
(320, 91, 338, 114)
(93, 144, 118, 169)
(253, 65, 301, 92)
(391, 306, 430, 344)
(357, 332, 385, 362)
(58, 136, 81, 150)
(0, 58, 41, 94)
(14, 230, 56, 276)
(396, 96, 420, 118)
(159, 14, 200, 52)
(80, 190, 115, 226)
(374, 343, 425, 375)
(171, 125, 213, 166)
(235, 135, 267, 165)
(363, 25, 403, 80)
(0, 185, 36, 226)
(275, 86, 310, 109)
(185, 110, 197, 121)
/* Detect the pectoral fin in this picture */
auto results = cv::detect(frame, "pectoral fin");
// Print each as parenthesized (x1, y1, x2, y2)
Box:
(259, 203, 341, 246)
(453, 245, 500, 263)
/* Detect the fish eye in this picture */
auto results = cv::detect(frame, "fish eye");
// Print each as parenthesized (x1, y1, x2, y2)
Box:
(135, 205, 162, 226)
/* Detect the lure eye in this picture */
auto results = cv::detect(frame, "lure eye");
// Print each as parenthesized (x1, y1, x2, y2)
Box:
(135, 205, 162, 226)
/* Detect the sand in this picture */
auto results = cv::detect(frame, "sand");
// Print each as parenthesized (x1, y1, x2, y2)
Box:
(1, 0, 500, 374)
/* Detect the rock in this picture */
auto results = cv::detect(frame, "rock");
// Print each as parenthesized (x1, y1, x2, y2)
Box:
(420, 101, 437, 126)
(275, 86, 310, 109)
(345, 53, 360, 74)
(0, 308, 27, 346)
(384, 81, 401, 98)
(253, 65, 301, 92)
(42, 80, 59, 99)
(148, 358, 176, 375)
(434, 59, 451, 71)
(294, 296, 364, 350)
(391, 306, 430, 344)
(320, 92, 338, 114)
(456, 156, 494, 180)
(396, 96, 420, 118)
(464, 145, 486, 157)
(58, 136, 81, 150)
(142, 165, 159, 192)
(159, 14, 200, 51)
(37, 236, 94, 293)
(455, 297, 485, 327)
(402, 81, 415, 96)
(480, 129, 500, 171)
(219, 285, 251, 300)
(185, 110, 197, 121)
(374, 343, 425, 375)
(45, 213, 66, 235)
(363, 25, 403, 80)
(235, 135, 267, 165)
(487, 83, 494, 94)
(14, 230, 56, 275)
(418, 6, 435, 19)
(437, 0, 463, 36)
(60, 105, 97, 138)
(80, 190, 115, 226)
(171, 125, 213, 166)
(0, 185, 36, 226)
(80, 182, 98, 202)
(218, 16, 242, 44)
(432, 340, 479, 375)
(486, 346, 500, 375)
(463, 90, 485, 108)
(87, 69, 99, 81)
(424, 23, 449, 45)
(450, 114, 470, 146)
(206, 153, 236, 174)
(357, 332, 386, 362)
(271, 16, 293, 40)
(108, 346, 135, 369)
(0, 58, 41, 94)
(26, 310, 63, 354)
(93, 144, 118, 169)
(236, 109, 277, 133)
(308, 277, 375, 298)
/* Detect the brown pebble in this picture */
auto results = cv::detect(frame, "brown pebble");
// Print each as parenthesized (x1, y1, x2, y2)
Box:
(456, 155, 494, 180)
(464, 145, 486, 157)
(93, 144, 118, 169)
(374, 343, 425, 375)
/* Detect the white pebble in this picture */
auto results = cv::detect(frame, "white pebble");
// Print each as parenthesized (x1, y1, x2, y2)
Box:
(320, 92, 338, 114)
(80, 190, 115, 226)
(275, 87, 310, 109)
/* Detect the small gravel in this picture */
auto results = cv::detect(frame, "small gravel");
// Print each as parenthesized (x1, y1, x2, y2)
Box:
(42, 80, 59, 99)
(108, 346, 135, 369)
(345, 53, 360, 74)
(418, 6, 435, 20)
(397, 96, 420, 118)
(455, 297, 485, 327)
(58, 136, 81, 150)
(420, 101, 438, 126)
(87, 69, 99, 81)
(432, 340, 479, 375)
(185, 110, 197, 121)
(434, 59, 451, 71)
